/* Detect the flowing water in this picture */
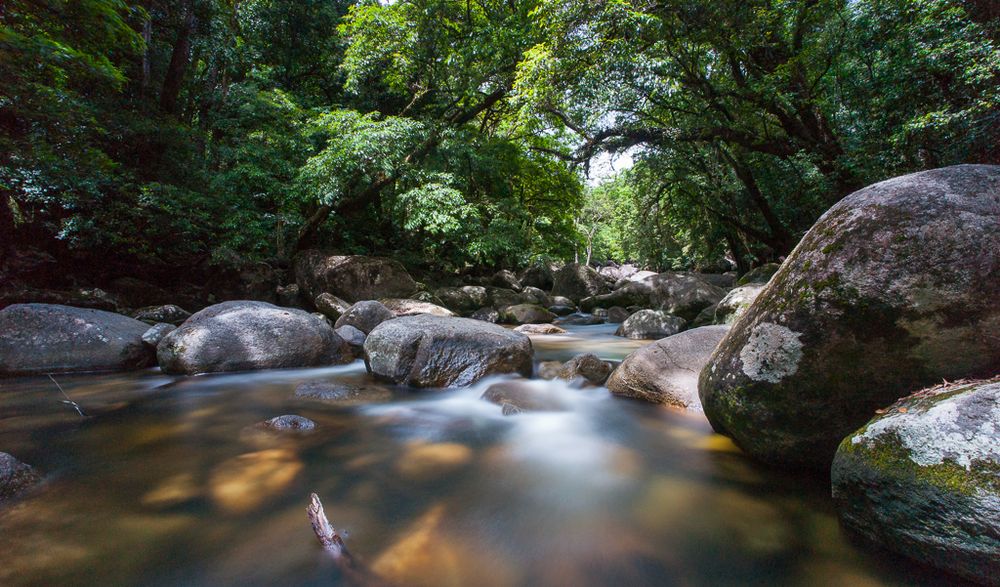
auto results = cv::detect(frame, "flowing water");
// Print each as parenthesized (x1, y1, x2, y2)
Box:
(0, 323, 963, 586)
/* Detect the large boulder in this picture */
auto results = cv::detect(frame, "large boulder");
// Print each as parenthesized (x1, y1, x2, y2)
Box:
(700, 165, 1000, 469)
(379, 298, 455, 318)
(314, 293, 351, 322)
(364, 315, 533, 388)
(334, 301, 395, 334)
(434, 287, 477, 313)
(615, 310, 687, 340)
(0, 453, 41, 502)
(608, 325, 730, 409)
(736, 263, 780, 286)
(831, 379, 1000, 586)
(579, 281, 652, 313)
(520, 263, 555, 291)
(551, 263, 606, 302)
(157, 301, 349, 375)
(486, 287, 522, 309)
(499, 304, 557, 325)
(647, 273, 726, 321)
(0, 304, 154, 375)
(491, 270, 522, 291)
(713, 284, 765, 324)
(295, 250, 416, 303)
(518, 286, 552, 307)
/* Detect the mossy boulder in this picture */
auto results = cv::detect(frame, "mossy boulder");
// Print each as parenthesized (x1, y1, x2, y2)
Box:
(736, 263, 780, 286)
(713, 284, 765, 324)
(700, 165, 1000, 469)
(831, 379, 1000, 586)
(295, 250, 416, 303)
(647, 273, 726, 321)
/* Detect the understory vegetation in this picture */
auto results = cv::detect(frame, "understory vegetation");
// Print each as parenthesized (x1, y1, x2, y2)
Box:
(1, 0, 997, 280)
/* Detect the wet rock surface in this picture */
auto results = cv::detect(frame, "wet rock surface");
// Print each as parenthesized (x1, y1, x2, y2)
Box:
(0, 453, 41, 503)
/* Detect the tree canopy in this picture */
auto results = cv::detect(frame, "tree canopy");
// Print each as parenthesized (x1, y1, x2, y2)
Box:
(1, 0, 997, 282)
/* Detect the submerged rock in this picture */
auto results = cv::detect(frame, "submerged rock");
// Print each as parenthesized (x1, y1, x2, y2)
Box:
(0, 303, 155, 375)
(364, 315, 533, 388)
(294, 380, 394, 405)
(615, 310, 687, 340)
(481, 380, 570, 413)
(295, 250, 416, 303)
(608, 325, 730, 409)
(396, 442, 473, 481)
(700, 165, 1000, 469)
(832, 379, 1000, 585)
(209, 449, 303, 514)
(334, 300, 395, 334)
(260, 415, 316, 432)
(158, 301, 349, 375)
(0, 453, 41, 503)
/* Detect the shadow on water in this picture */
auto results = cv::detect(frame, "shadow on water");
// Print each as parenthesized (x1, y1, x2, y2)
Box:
(0, 335, 971, 586)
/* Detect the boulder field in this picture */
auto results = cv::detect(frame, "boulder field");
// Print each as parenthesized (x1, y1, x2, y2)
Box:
(700, 164, 1000, 469)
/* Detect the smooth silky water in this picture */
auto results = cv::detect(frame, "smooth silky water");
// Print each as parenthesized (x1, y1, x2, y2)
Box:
(0, 322, 963, 586)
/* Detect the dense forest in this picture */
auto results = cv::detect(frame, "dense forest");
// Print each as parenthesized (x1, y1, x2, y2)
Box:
(2, 0, 998, 282)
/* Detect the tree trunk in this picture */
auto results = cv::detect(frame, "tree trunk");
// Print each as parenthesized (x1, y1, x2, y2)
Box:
(160, 3, 196, 114)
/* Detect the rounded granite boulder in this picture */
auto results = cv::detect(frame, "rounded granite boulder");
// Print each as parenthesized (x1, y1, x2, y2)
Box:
(700, 165, 1000, 469)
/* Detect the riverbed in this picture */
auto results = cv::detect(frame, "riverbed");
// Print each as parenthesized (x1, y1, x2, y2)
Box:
(0, 323, 961, 586)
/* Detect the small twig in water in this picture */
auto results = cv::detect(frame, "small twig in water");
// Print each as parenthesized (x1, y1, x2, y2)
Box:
(47, 374, 87, 418)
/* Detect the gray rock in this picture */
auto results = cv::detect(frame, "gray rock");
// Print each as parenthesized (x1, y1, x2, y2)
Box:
(261, 415, 316, 432)
(500, 304, 557, 325)
(560, 353, 614, 385)
(364, 315, 533, 388)
(470, 307, 500, 323)
(646, 273, 726, 321)
(559, 313, 604, 326)
(141, 323, 176, 348)
(0, 304, 155, 375)
(690, 272, 737, 289)
(410, 290, 446, 307)
(551, 263, 607, 302)
(276, 283, 304, 308)
(491, 270, 522, 291)
(379, 298, 455, 318)
(335, 301, 395, 334)
(520, 263, 555, 291)
(713, 284, 765, 324)
(519, 286, 552, 307)
(481, 380, 569, 413)
(701, 165, 1000, 469)
(486, 287, 522, 309)
(580, 281, 652, 312)
(548, 305, 576, 317)
(691, 304, 718, 327)
(606, 307, 630, 323)
(736, 263, 780, 286)
(335, 325, 366, 357)
(434, 287, 477, 313)
(157, 301, 349, 375)
(615, 310, 687, 340)
(514, 324, 567, 335)
(294, 380, 394, 405)
(832, 379, 1000, 586)
(132, 304, 191, 325)
(0, 452, 41, 503)
(460, 286, 489, 308)
(295, 250, 416, 303)
(314, 293, 351, 321)
(608, 325, 730, 409)
(550, 296, 575, 308)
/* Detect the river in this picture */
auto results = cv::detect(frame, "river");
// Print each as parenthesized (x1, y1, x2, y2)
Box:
(0, 322, 961, 586)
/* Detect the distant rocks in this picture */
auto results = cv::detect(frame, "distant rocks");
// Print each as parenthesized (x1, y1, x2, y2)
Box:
(141, 323, 176, 348)
(335, 300, 395, 334)
(132, 304, 191, 325)
(364, 315, 533, 388)
(0, 303, 154, 375)
(259, 415, 316, 432)
(514, 324, 566, 335)
(713, 284, 764, 324)
(552, 263, 607, 302)
(615, 310, 687, 340)
(295, 250, 416, 303)
(314, 293, 351, 322)
(380, 298, 455, 318)
(158, 301, 349, 375)
(499, 304, 556, 325)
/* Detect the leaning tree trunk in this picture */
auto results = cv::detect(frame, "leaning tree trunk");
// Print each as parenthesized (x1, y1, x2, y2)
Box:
(160, 3, 196, 115)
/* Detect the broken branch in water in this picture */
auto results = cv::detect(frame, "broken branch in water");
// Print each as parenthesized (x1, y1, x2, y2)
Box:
(307, 493, 395, 587)
(47, 374, 87, 418)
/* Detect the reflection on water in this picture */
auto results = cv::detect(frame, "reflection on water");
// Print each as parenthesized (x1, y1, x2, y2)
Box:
(0, 326, 961, 586)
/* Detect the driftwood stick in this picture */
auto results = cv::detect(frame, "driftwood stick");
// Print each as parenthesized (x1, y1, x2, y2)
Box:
(307, 493, 395, 587)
